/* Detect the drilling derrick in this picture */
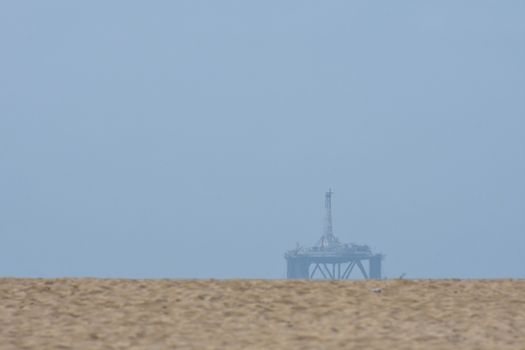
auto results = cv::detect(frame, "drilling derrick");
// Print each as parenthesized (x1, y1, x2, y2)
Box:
(285, 190, 383, 280)
(319, 189, 337, 248)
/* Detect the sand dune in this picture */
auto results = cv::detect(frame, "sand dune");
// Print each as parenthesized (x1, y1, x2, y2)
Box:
(0, 278, 524, 349)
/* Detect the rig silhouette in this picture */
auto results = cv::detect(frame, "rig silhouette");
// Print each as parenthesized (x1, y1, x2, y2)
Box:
(285, 190, 383, 280)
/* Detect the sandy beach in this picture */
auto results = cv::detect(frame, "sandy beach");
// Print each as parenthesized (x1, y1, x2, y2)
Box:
(0, 278, 524, 349)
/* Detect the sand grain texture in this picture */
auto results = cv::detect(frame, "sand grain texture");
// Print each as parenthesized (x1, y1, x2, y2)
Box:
(0, 279, 524, 349)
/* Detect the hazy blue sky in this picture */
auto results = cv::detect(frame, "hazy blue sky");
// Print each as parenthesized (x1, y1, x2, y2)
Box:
(1, 1, 524, 279)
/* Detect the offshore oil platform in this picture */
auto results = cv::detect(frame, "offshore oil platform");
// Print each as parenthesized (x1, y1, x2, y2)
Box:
(285, 190, 383, 280)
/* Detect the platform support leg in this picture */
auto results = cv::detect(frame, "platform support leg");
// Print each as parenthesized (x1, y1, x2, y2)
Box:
(287, 259, 310, 279)
(369, 255, 382, 280)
